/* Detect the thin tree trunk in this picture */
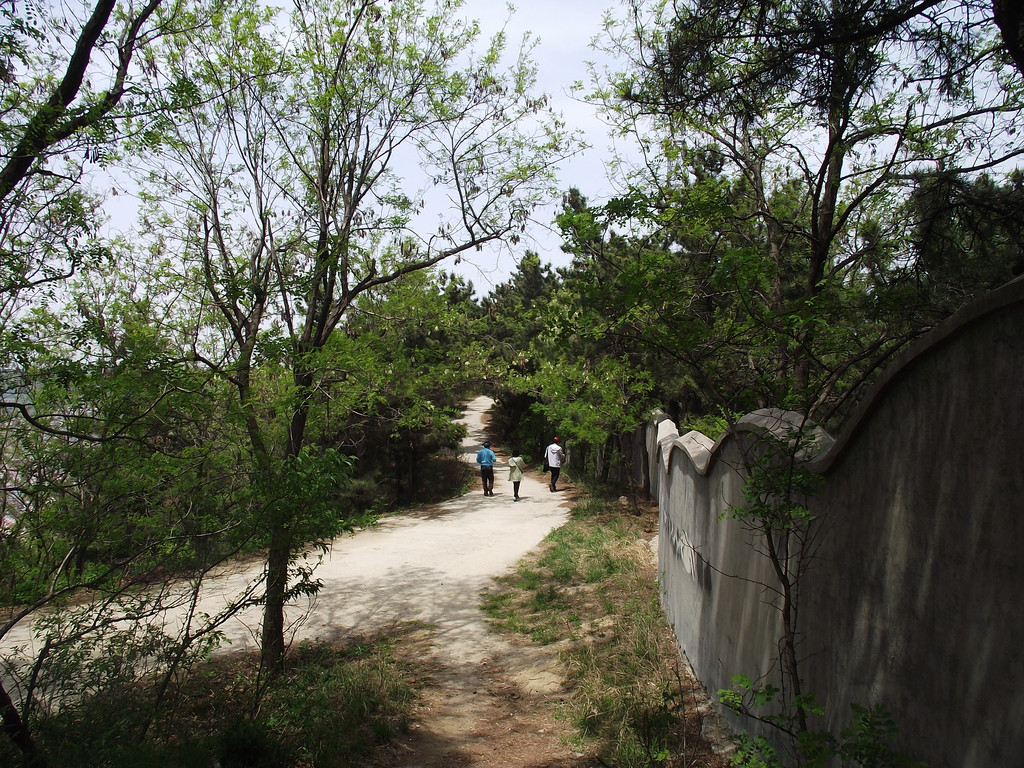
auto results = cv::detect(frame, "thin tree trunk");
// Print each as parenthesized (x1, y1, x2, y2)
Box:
(1, 679, 43, 767)
(260, 514, 290, 671)
(260, 373, 313, 671)
(764, 527, 807, 734)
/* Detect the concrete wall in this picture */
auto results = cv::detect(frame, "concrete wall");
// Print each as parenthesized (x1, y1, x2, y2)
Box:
(654, 277, 1024, 767)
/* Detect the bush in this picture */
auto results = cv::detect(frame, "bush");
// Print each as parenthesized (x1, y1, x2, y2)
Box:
(5, 636, 420, 768)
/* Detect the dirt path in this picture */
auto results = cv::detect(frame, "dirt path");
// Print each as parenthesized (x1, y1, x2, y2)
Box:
(289, 396, 572, 653)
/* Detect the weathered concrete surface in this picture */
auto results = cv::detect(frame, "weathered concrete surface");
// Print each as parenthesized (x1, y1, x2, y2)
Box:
(802, 279, 1024, 767)
(654, 276, 1024, 768)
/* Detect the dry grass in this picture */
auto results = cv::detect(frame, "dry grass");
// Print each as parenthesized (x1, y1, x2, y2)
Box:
(481, 491, 734, 768)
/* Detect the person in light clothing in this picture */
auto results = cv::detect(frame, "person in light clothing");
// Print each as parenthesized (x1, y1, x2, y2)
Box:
(507, 448, 526, 501)
(544, 437, 565, 492)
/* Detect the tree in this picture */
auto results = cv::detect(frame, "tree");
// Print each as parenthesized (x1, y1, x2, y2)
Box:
(587, 0, 1024, 428)
(481, 252, 556, 371)
(136, 0, 576, 669)
(905, 169, 1024, 310)
(478, 232, 662, 491)
(0, 251, 268, 763)
(0, 0, 194, 315)
(318, 267, 484, 504)
(993, 0, 1024, 74)
(573, 1, 1024, 760)
(0, 3, 240, 759)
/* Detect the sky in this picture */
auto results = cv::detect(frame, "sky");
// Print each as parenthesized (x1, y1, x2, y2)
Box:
(448, 0, 630, 293)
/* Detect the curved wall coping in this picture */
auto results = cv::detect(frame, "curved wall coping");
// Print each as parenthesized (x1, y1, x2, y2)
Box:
(807, 274, 1024, 475)
(719, 408, 835, 461)
(650, 276, 1024, 480)
(655, 408, 834, 478)
(675, 430, 715, 475)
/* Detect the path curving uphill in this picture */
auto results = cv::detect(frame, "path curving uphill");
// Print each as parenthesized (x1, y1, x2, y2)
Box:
(290, 394, 571, 658)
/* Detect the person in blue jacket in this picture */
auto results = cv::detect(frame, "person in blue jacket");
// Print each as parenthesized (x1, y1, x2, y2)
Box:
(476, 441, 497, 496)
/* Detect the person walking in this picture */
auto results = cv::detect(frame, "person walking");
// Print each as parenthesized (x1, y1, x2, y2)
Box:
(476, 441, 497, 496)
(544, 437, 565, 492)
(507, 448, 526, 501)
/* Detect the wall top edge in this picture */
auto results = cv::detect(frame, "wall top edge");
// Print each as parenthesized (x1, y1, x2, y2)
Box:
(807, 274, 1024, 474)
(651, 276, 1024, 479)
(658, 408, 835, 476)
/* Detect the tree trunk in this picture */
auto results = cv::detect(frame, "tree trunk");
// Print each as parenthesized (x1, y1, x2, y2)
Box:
(260, 373, 313, 671)
(260, 512, 290, 671)
(1, 679, 43, 767)
(993, 0, 1024, 76)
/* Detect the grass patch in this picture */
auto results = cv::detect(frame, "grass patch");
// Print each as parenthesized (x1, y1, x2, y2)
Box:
(481, 491, 730, 768)
(5, 633, 424, 768)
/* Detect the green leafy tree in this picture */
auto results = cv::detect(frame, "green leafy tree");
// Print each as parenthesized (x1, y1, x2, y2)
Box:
(0, 3, 238, 759)
(479, 252, 560, 452)
(0, 253, 264, 763)
(563, 0, 1024, 760)
(905, 169, 1024, 312)
(135, 0, 576, 669)
(316, 268, 483, 504)
(587, 0, 1024, 428)
(483, 238, 659, 488)
(477, 252, 552, 444)
(0, 0, 196, 316)
(483, 251, 558, 363)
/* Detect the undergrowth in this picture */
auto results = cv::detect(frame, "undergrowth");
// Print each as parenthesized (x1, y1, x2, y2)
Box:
(2, 634, 421, 768)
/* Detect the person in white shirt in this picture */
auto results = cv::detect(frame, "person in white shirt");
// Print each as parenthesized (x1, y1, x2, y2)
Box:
(544, 437, 565, 492)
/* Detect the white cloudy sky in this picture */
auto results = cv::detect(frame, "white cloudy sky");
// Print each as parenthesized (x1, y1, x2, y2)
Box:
(98, 1, 634, 295)
(449, 0, 632, 292)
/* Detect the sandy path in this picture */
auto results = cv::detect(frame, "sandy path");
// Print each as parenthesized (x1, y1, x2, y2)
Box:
(368, 396, 583, 767)
(290, 394, 571, 659)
